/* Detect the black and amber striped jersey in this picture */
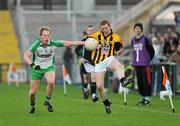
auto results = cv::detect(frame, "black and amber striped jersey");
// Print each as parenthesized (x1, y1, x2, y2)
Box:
(90, 31, 123, 64)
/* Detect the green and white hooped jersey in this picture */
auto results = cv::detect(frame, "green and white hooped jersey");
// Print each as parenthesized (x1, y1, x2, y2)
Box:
(29, 38, 64, 69)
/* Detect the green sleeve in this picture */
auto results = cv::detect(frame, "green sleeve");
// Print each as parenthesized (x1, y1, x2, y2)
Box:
(28, 39, 40, 52)
(51, 40, 64, 47)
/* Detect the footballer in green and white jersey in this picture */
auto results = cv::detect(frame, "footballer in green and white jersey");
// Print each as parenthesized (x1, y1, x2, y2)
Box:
(29, 38, 64, 69)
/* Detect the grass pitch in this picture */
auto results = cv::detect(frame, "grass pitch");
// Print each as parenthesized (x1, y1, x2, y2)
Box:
(0, 83, 180, 126)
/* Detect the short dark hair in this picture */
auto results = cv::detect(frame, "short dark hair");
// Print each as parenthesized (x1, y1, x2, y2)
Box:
(100, 20, 110, 27)
(134, 23, 143, 31)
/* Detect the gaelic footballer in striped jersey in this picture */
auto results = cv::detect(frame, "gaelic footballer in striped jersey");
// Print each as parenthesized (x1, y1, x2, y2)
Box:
(89, 20, 134, 114)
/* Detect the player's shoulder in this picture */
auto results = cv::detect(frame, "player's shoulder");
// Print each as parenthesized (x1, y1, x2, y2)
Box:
(32, 38, 40, 43)
(90, 31, 102, 41)
(28, 38, 41, 51)
(91, 31, 101, 37)
(30, 38, 40, 46)
(112, 33, 120, 38)
(112, 33, 122, 41)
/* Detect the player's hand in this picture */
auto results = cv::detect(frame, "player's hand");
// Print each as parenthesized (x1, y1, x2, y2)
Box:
(116, 48, 124, 55)
(30, 63, 41, 70)
(80, 58, 89, 64)
(97, 44, 101, 49)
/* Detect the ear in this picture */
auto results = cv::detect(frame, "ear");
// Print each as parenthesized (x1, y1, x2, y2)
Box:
(110, 25, 112, 29)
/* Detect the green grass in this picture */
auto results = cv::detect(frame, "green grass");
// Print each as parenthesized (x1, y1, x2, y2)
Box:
(0, 83, 180, 126)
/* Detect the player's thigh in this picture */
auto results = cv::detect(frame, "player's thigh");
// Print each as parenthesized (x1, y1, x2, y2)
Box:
(90, 72, 96, 82)
(108, 59, 124, 71)
(44, 71, 56, 84)
(83, 73, 90, 82)
(30, 80, 41, 93)
(95, 71, 105, 88)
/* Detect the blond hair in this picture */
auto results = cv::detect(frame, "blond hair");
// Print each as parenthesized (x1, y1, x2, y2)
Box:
(39, 26, 52, 35)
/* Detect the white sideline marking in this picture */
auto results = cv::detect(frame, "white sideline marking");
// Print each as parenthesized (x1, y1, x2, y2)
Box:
(113, 104, 180, 116)
(65, 96, 180, 116)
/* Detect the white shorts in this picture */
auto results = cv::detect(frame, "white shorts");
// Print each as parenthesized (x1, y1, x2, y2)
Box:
(84, 63, 95, 73)
(95, 56, 115, 72)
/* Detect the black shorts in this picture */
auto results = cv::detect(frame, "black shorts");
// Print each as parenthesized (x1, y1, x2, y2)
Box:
(80, 64, 88, 74)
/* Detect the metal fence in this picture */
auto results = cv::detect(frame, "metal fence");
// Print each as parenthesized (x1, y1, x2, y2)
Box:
(0, 63, 179, 95)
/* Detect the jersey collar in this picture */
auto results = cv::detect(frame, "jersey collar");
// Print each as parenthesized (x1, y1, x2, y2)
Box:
(101, 29, 113, 40)
(39, 40, 51, 47)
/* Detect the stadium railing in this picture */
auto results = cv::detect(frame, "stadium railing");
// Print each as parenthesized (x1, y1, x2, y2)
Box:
(0, 63, 179, 95)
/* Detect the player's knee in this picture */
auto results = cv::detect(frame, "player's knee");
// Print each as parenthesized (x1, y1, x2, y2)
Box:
(83, 79, 88, 83)
(96, 84, 103, 91)
(47, 79, 55, 84)
(47, 82, 55, 88)
(29, 90, 36, 96)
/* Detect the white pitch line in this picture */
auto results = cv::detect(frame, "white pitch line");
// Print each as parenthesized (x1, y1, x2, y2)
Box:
(64, 95, 180, 116)
(113, 104, 180, 116)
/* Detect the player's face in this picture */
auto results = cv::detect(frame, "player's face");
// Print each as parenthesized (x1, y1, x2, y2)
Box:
(134, 26, 142, 36)
(86, 27, 96, 36)
(100, 24, 111, 36)
(40, 30, 51, 45)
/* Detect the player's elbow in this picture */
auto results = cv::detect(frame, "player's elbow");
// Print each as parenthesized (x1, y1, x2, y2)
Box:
(23, 52, 28, 60)
(23, 51, 32, 63)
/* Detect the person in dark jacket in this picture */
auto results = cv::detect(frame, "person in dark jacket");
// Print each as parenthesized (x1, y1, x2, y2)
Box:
(131, 23, 155, 105)
(75, 25, 98, 102)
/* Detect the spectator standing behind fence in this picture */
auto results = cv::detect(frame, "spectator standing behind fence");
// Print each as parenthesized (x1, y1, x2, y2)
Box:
(163, 33, 172, 57)
(170, 31, 179, 53)
(151, 36, 162, 60)
(63, 47, 74, 78)
(174, 11, 180, 25)
(131, 23, 155, 105)
(169, 42, 180, 63)
(7, 63, 19, 88)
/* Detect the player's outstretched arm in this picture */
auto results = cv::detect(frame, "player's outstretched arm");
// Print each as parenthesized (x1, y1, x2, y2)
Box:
(63, 40, 84, 47)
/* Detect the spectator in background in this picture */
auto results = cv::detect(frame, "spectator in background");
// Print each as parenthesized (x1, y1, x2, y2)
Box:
(158, 35, 168, 61)
(174, 11, 180, 25)
(170, 32, 179, 53)
(7, 63, 19, 88)
(63, 47, 74, 78)
(148, 27, 157, 39)
(151, 36, 162, 58)
(169, 42, 180, 63)
(131, 23, 154, 105)
(163, 33, 172, 57)
(43, 0, 52, 10)
(166, 27, 174, 36)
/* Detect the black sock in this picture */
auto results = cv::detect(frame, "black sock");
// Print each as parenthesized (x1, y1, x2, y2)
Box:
(45, 96, 51, 103)
(103, 99, 110, 106)
(83, 83, 88, 89)
(120, 77, 125, 83)
(30, 100, 35, 107)
(90, 82, 97, 95)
